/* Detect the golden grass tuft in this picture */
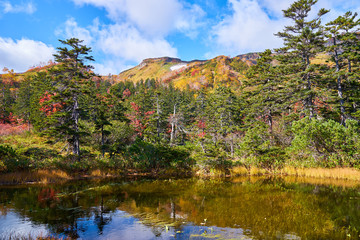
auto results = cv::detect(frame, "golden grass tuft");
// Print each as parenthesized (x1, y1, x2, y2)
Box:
(90, 169, 105, 177)
(283, 176, 360, 188)
(281, 166, 360, 181)
(0, 170, 70, 185)
(310, 53, 331, 65)
(230, 166, 248, 176)
(249, 166, 268, 176)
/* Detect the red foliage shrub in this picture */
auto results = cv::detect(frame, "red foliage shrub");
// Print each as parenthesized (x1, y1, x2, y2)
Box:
(123, 88, 132, 98)
(39, 92, 64, 116)
(126, 102, 155, 136)
(0, 123, 28, 136)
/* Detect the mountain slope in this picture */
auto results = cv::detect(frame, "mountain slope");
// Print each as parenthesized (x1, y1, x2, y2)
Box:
(112, 53, 259, 89)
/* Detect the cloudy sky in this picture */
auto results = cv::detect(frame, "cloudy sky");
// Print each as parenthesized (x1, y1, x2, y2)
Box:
(0, 0, 359, 74)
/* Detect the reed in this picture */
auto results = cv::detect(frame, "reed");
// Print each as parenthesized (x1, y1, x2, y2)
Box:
(249, 166, 268, 176)
(282, 176, 360, 188)
(89, 169, 105, 177)
(230, 166, 248, 176)
(0, 170, 70, 185)
(281, 166, 360, 181)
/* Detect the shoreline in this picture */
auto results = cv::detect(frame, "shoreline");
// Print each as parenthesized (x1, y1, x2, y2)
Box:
(1, 166, 360, 186)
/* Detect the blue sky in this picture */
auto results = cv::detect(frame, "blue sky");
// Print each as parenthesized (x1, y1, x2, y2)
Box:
(0, 0, 359, 75)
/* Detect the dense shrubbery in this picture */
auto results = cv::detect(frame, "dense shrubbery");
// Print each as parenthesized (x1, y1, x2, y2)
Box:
(122, 138, 194, 171)
(289, 119, 360, 168)
(1, 0, 360, 176)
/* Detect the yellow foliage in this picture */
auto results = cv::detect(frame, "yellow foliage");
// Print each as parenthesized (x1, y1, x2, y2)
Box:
(0, 170, 70, 185)
(230, 166, 248, 176)
(281, 166, 360, 181)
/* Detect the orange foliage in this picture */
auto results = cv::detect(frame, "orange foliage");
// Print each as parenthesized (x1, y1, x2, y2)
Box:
(123, 88, 132, 98)
(39, 92, 64, 116)
(0, 112, 28, 135)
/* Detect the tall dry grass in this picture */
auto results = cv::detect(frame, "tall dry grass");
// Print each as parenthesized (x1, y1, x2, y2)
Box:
(282, 176, 360, 188)
(230, 166, 248, 176)
(281, 166, 360, 181)
(0, 170, 70, 185)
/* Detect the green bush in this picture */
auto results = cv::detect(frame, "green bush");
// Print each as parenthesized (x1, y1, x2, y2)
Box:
(237, 122, 286, 169)
(0, 144, 30, 172)
(192, 149, 233, 174)
(288, 118, 360, 167)
(123, 138, 194, 171)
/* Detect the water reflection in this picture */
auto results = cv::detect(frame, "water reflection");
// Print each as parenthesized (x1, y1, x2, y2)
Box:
(0, 177, 360, 239)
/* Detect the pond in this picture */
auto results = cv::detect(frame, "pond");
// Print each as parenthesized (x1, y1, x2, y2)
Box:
(0, 176, 360, 239)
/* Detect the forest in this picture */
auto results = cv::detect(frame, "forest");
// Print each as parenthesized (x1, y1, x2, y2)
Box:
(1, 0, 360, 181)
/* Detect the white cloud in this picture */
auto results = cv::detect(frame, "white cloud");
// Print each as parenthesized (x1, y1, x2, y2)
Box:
(1, 1, 36, 14)
(93, 61, 134, 75)
(95, 23, 177, 62)
(62, 0, 206, 74)
(257, 0, 292, 18)
(209, 0, 288, 56)
(315, 0, 360, 24)
(0, 38, 55, 73)
(71, 0, 205, 38)
(208, 0, 360, 57)
(59, 18, 177, 74)
(56, 17, 94, 46)
(62, 0, 360, 74)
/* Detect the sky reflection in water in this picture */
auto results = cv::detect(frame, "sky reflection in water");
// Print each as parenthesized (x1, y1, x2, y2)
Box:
(0, 177, 360, 239)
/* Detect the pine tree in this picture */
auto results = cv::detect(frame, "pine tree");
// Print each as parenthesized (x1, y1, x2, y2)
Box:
(244, 49, 288, 132)
(325, 11, 360, 124)
(204, 87, 241, 156)
(27, 72, 54, 131)
(15, 76, 33, 130)
(275, 0, 329, 119)
(0, 68, 17, 123)
(45, 38, 95, 160)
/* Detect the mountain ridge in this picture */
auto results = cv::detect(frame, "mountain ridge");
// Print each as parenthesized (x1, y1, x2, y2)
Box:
(111, 53, 260, 89)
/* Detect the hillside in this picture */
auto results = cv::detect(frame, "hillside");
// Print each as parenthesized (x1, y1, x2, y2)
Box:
(2, 52, 332, 91)
(112, 53, 259, 89)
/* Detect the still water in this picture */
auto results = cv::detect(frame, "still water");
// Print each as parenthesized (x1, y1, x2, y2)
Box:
(0, 177, 360, 239)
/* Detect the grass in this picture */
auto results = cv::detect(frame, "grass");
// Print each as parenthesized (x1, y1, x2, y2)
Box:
(0, 170, 71, 185)
(2, 166, 360, 185)
(249, 166, 269, 176)
(280, 166, 360, 181)
(0, 132, 65, 155)
(3, 132, 360, 185)
(196, 165, 360, 181)
(282, 175, 360, 188)
(230, 166, 248, 176)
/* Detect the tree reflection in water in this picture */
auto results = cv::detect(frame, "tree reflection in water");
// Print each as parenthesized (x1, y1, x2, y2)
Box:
(0, 177, 359, 239)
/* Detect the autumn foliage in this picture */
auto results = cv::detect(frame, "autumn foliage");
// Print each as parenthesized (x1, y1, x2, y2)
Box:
(39, 92, 64, 116)
(0, 113, 27, 135)
(126, 102, 155, 136)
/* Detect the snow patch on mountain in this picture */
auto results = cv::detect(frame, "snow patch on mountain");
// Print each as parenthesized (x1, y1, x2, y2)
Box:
(170, 63, 187, 71)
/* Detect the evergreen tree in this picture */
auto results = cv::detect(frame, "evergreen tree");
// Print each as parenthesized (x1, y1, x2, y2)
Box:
(15, 76, 33, 130)
(325, 11, 360, 124)
(244, 49, 288, 132)
(204, 87, 241, 156)
(0, 68, 17, 123)
(28, 72, 54, 131)
(44, 38, 95, 159)
(275, 0, 329, 119)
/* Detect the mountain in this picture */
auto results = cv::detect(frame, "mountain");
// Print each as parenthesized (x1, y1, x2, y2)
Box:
(110, 53, 260, 89)
(1, 51, 332, 90)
